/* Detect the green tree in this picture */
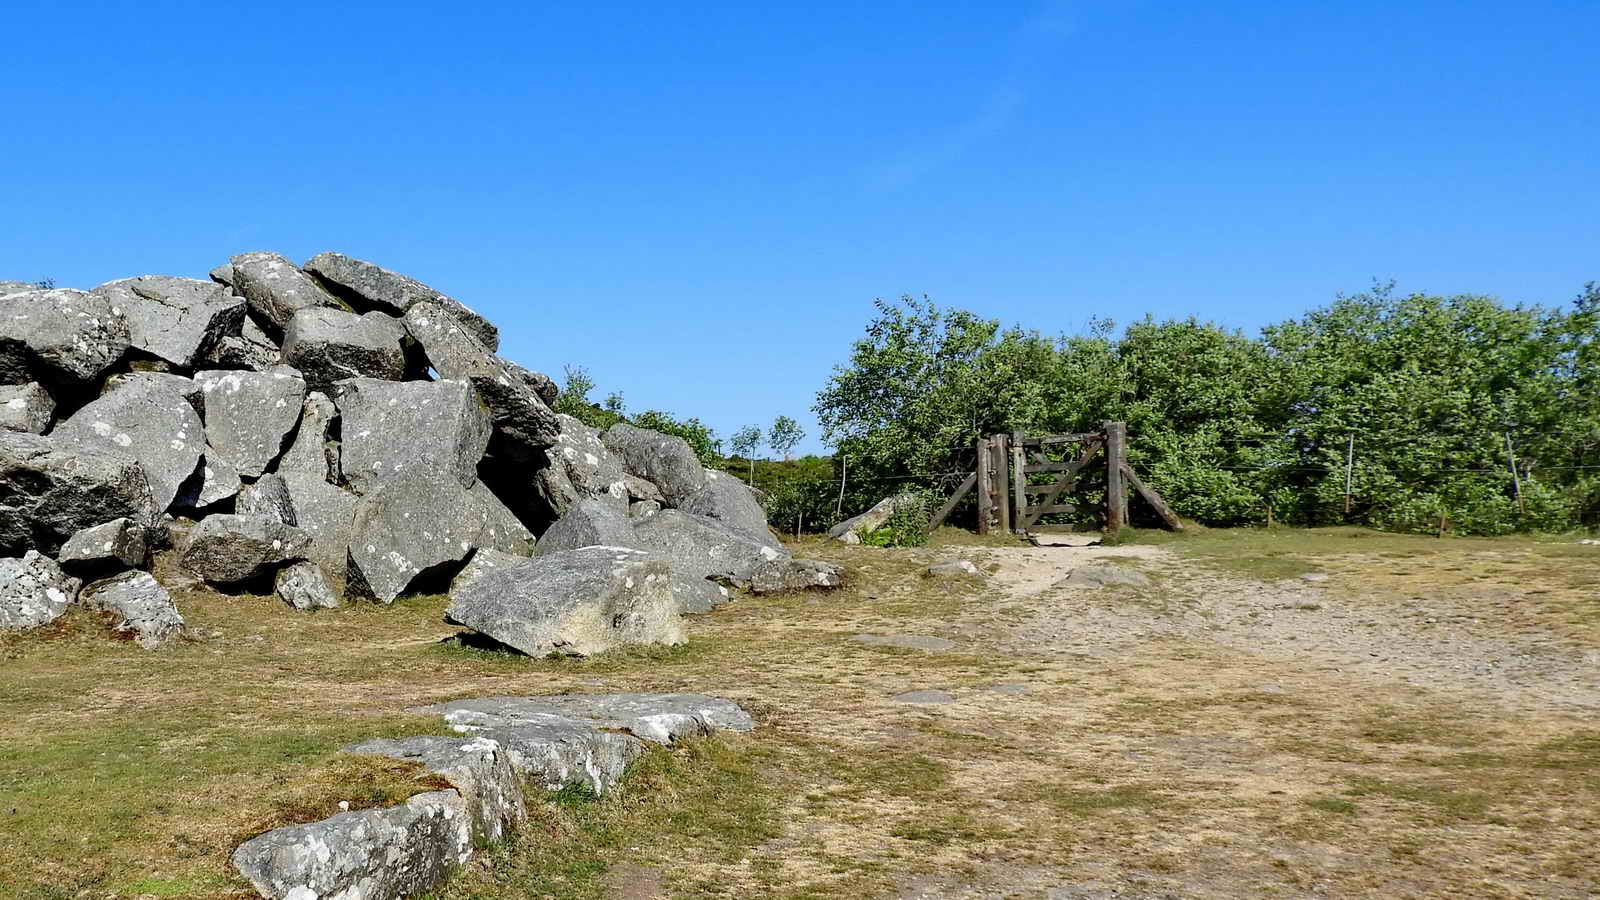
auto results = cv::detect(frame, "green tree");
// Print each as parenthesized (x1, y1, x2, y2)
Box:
(768, 416, 805, 461)
(730, 425, 763, 483)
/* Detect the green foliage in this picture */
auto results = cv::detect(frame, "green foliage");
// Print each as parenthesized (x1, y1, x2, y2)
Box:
(730, 425, 763, 459)
(767, 415, 805, 460)
(35, 277, 55, 290)
(861, 489, 936, 547)
(815, 287, 1600, 535)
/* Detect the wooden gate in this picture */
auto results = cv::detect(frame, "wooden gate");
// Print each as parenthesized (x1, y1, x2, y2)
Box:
(926, 421, 1182, 535)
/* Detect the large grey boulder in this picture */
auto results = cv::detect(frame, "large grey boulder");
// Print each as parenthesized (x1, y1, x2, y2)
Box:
(467, 480, 536, 556)
(274, 560, 340, 610)
(277, 390, 339, 480)
(507, 361, 559, 406)
(231, 790, 471, 900)
(57, 517, 149, 573)
(445, 546, 684, 657)
(629, 499, 661, 519)
(237, 473, 296, 525)
(672, 576, 731, 614)
(0, 433, 158, 556)
(227, 251, 341, 331)
(80, 571, 184, 649)
(344, 736, 525, 844)
(401, 300, 560, 457)
(90, 275, 245, 368)
(0, 383, 53, 433)
(624, 474, 664, 504)
(196, 367, 307, 478)
(0, 551, 80, 630)
(630, 509, 784, 585)
(345, 465, 483, 603)
(748, 558, 844, 594)
(280, 307, 406, 387)
(179, 514, 311, 584)
(602, 423, 707, 506)
(280, 471, 357, 580)
(0, 288, 129, 387)
(53, 377, 204, 512)
(303, 251, 500, 351)
(678, 469, 779, 548)
(534, 414, 629, 516)
(533, 497, 635, 557)
(333, 377, 490, 495)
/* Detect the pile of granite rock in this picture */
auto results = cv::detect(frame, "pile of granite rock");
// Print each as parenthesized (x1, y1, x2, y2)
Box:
(0, 252, 839, 653)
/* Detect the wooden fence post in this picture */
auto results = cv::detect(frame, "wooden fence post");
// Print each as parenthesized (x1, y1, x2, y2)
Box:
(976, 436, 992, 535)
(993, 433, 1011, 535)
(1104, 421, 1127, 532)
(1011, 430, 1026, 534)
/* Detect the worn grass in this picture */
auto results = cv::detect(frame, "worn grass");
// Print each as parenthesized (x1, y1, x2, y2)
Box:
(2, 527, 1598, 897)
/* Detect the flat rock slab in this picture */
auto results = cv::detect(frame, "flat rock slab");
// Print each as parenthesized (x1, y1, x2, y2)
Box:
(80, 571, 184, 649)
(344, 736, 525, 844)
(0, 433, 158, 556)
(853, 634, 956, 651)
(196, 367, 307, 478)
(0, 551, 80, 630)
(892, 689, 957, 705)
(55, 377, 205, 511)
(0, 383, 53, 433)
(281, 307, 406, 386)
(91, 275, 244, 368)
(231, 789, 471, 900)
(180, 514, 312, 584)
(227, 251, 341, 330)
(1057, 563, 1152, 589)
(450, 548, 532, 595)
(926, 560, 981, 577)
(748, 557, 843, 594)
(986, 683, 1031, 695)
(304, 251, 500, 350)
(0, 288, 130, 386)
(334, 377, 490, 494)
(444, 546, 684, 656)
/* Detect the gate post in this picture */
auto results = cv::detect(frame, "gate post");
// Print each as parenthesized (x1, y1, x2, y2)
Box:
(1011, 431, 1027, 534)
(976, 436, 992, 535)
(993, 433, 1011, 535)
(1104, 421, 1127, 532)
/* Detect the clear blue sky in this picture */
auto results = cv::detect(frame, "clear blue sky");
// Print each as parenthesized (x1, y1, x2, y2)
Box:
(5, 1, 1596, 455)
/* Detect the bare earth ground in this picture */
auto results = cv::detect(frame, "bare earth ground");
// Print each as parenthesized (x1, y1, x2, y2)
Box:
(2, 527, 1597, 899)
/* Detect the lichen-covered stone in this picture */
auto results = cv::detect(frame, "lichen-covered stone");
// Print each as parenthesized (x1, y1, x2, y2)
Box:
(450, 548, 531, 595)
(0, 288, 130, 387)
(0, 551, 80, 630)
(280, 307, 406, 387)
(346, 465, 482, 603)
(237, 473, 296, 525)
(534, 414, 629, 516)
(533, 497, 635, 557)
(196, 367, 307, 478)
(90, 275, 244, 368)
(468, 479, 536, 556)
(630, 509, 785, 585)
(303, 251, 500, 351)
(179, 514, 311, 584)
(54, 377, 204, 512)
(202, 313, 279, 372)
(445, 546, 684, 657)
(602, 423, 708, 506)
(343, 736, 525, 844)
(678, 469, 779, 548)
(274, 560, 339, 610)
(277, 390, 340, 480)
(0, 383, 53, 433)
(333, 377, 491, 495)
(57, 517, 149, 572)
(747, 557, 844, 594)
(231, 790, 471, 900)
(629, 499, 661, 519)
(172, 453, 242, 511)
(0, 433, 158, 556)
(80, 571, 184, 649)
(227, 251, 341, 330)
(280, 471, 357, 581)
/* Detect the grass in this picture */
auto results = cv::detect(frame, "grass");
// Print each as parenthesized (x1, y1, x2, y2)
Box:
(2, 526, 1598, 897)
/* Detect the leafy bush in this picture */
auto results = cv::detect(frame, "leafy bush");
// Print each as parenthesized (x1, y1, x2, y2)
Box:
(860, 489, 935, 547)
